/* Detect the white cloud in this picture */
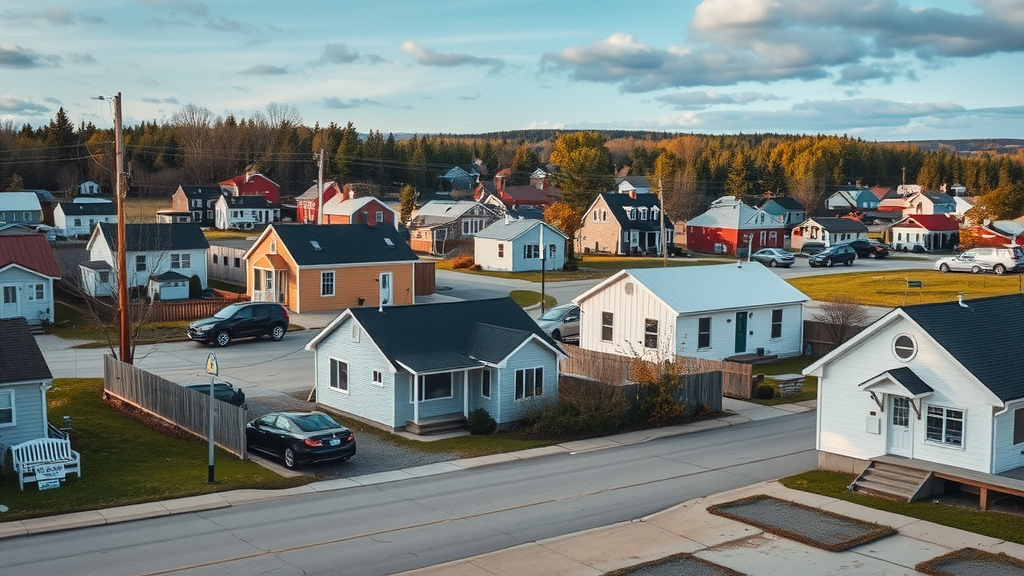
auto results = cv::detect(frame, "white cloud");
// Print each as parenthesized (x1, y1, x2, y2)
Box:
(400, 41, 504, 72)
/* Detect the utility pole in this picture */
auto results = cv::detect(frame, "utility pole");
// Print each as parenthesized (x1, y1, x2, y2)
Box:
(316, 148, 324, 225)
(659, 177, 667, 267)
(114, 93, 131, 364)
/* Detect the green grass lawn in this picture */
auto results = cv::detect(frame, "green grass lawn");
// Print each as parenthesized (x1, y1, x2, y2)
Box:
(509, 290, 558, 309)
(788, 270, 1024, 307)
(782, 470, 1024, 545)
(747, 355, 820, 405)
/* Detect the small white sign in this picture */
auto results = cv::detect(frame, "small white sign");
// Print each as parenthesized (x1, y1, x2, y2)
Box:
(206, 353, 218, 376)
(37, 479, 61, 491)
(35, 463, 66, 480)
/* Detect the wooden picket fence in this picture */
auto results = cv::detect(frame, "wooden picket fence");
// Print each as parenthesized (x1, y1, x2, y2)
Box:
(103, 355, 247, 458)
(130, 295, 249, 323)
(560, 346, 754, 400)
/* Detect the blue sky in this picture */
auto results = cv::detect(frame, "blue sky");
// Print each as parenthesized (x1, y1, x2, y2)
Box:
(3, 0, 1024, 141)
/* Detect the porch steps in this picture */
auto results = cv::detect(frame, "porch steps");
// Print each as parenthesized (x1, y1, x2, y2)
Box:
(849, 460, 933, 502)
(405, 414, 466, 435)
(29, 323, 45, 335)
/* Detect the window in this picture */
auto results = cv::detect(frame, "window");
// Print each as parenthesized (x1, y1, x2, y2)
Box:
(321, 271, 335, 297)
(644, 318, 658, 349)
(893, 334, 916, 360)
(413, 373, 453, 401)
(926, 406, 964, 447)
(549, 244, 557, 259)
(771, 309, 783, 339)
(234, 257, 241, 268)
(98, 270, 110, 283)
(192, 199, 201, 208)
(170, 254, 190, 268)
(698, 317, 711, 348)
(0, 390, 14, 426)
(601, 312, 613, 341)
(1014, 408, 1024, 445)
(26, 284, 44, 301)
(462, 219, 484, 235)
(481, 369, 491, 398)
(135, 254, 146, 272)
(524, 244, 539, 259)
(372, 370, 383, 386)
(23, 211, 31, 221)
(515, 367, 543, 400)
(330, 359, 348, 392)
(74, 218, 82, 227)
(376, 211, 384, 223)
(498, 243, 504, 258)
(206, 210, 213, 219)
(593, 210, 598, 221)
(601, 210, 607, 221)
(213, 254, 218, 264)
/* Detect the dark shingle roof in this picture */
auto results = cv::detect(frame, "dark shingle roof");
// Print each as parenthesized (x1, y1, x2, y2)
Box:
(272, 224, 417, 266)
(97, 223, 210, 252)
(810, 217, 868, 233)
(0, 317, 52, 384)
(763, 197, 804, 211)
(178, 185, 224, 199)
(600, 193, 675, 232)
(902, 294, 1024, 402)
(885, 367, 933, 395)
(346, 298, 561, 373)
(59, 202, 117, 216)
(222, 196, 276, 208)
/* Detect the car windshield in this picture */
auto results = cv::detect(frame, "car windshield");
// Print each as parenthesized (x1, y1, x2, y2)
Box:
(291, 413, 342, 432)
(213, 303, 244, 319)
(540, 306, 574, 321)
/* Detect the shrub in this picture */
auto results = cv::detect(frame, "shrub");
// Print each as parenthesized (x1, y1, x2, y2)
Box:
(450, 254, 475, 269)
(467, 407, 497, 435)
(517, 378, 629, 438)
(562, 257, 578, 271)
(189, 275, 202, 298)
(754, 384, 775, 400)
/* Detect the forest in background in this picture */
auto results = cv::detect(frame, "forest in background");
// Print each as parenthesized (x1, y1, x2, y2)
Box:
(3, 103, 1024, 221)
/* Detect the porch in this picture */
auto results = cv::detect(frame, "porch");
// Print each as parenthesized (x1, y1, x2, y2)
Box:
(853, 454, 1024, 510)
(404, 412, 467, 436)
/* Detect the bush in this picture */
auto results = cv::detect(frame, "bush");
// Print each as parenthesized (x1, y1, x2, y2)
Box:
(189, 275, 202, 298)
(467, 407, 497, 435)
(562, 257, 578, 271)
(516, 378, 629, 438)
(450, 254, 475, 269)
(754, 384, 775, 400)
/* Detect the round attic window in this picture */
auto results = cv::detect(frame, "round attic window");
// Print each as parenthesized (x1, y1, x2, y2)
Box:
(624, 281, 634, 295)
(893, 334, 917, 361)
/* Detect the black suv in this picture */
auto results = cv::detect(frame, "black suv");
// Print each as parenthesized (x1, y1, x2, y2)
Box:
(188, 302, 289, 347)
(186, 381, 246, 407)
(808, 244, 857, 267)
(837, 239, 889, 259)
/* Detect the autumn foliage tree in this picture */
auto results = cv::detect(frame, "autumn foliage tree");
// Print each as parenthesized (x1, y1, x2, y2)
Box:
(543, 201, 583, 258)
(549, 131, 615, 213)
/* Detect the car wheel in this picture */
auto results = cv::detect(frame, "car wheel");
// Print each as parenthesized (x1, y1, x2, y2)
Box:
(270, 324, 286, 341)
(551, 329, 562, 342)
(769, 259, 777, 267)
(939, 263, 950, 273)
(825, 258, 833, 267)
(283, 447, 297, 469)
(215, 330, 231, 347)
(972, 266, 981, 274)
(994, 264, 1007, 275)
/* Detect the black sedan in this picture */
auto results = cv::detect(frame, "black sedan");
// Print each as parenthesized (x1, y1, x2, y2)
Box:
(246, 411, 356, 469)
(808, 244, 857, 267)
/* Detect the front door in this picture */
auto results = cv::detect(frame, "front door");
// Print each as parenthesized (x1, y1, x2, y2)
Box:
(379, 272, 392, 306)
(1, 285, 18, 318)
(888, 396, 913, 457)
(734, 311, 747, 353)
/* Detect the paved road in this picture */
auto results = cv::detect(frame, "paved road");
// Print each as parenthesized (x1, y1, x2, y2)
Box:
(2, 412, 817, 576)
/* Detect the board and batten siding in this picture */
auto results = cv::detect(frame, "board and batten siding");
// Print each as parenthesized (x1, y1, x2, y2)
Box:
(817, 318, 996, 473)
(0, 381, 47, 445)
(495, 338, 559, 423)
(578, 275, 679, 359)
(315, 317, 398, 428)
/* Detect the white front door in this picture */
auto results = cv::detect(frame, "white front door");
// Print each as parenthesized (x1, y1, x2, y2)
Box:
(379, 272, 392, 306)
(888, 396, 913, 457)
(1, 285, 18, 318)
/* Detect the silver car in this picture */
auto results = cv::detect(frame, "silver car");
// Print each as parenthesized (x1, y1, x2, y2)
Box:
(536, 304, 579, 342)
(934, 252, 993, 274)
(750, 248, 795, 268)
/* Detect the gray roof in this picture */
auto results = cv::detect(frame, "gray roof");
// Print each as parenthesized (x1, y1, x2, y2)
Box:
(475, 219, 567, 242)
(806, 217, 869, 233)
(0, 317, 52, 384)
(901, 294, 1024, 402)
(864, 367, 933, 396)
(80, 260, 112, 270)
(208, 238, 256, 250)
(59, 202, 117, 216)
(312, 298, 562, 373)
(96, 223, 210, 252)
(270, 224, 417, 266)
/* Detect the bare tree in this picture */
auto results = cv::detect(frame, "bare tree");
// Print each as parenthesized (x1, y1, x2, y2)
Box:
(172, 104, 217, 182)
(812, 296, 870, 346)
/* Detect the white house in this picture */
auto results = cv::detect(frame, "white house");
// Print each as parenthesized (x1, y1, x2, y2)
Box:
(615, 176, 651, 195)
(474, 218, 567, 272)
(573, 263, 810, 362)
(304, 298, 566, 432)
(77, 180, 101, 195)
(80, 223, 209, 299)
(54, 201, 118, 237)
(806, 294, 1024, 478)
(0, 233, 61, 324)
(214, 195, 278, 230)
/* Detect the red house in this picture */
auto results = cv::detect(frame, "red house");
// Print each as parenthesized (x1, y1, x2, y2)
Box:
(959, 222, 1024, 248)
(684, 196, 787, 256)
(219, 172, 281, 206)
(321, 190, 397, 229)
(294, 181, 342, 224)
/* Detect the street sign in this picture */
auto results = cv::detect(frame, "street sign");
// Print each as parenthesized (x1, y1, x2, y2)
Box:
(206, 353, 218, 376)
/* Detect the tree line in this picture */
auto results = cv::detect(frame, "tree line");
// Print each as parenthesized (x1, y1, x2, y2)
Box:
(3, 104, 1024, 221)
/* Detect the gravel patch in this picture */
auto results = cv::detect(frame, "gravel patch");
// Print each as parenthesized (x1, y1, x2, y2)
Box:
(708, 495, 896, 552)
(917, 548, 1024, 576)
(605, 553, 743, 576)
(243, 392, 460, 479)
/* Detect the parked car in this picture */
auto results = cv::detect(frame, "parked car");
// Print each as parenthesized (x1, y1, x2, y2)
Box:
(749, 248, 795, 268)
(935, 246, 1024, 275)
(188, 302, 289, 347)
(808, 244, 856, 267)
(246, 411, 356, 470)
(797, 242, 826, 257)
(186, 381, 246, 407)
(536, 303, 579, 342)
(837, 239, 889, 259)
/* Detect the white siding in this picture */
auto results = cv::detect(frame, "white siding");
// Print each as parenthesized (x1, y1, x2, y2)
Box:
(474, 226, 565, 272)
(315, 317, 398, 428)
(992, 407, 1024, 473)
(673, 304, 802, 360)
(817, 318, 997, 473)
(474, 237, 509, 271)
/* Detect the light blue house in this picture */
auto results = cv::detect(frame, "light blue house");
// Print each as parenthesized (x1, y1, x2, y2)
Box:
(0, 192, 42, 226)
(0, 317, 54, 448)
(474, 217, 568, 272)
(305, 298, 566, 433)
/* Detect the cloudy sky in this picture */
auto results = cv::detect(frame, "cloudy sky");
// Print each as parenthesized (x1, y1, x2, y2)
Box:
(2, 0, 1023, 141)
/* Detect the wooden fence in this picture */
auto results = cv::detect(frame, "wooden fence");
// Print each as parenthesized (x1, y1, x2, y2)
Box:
(802, 320, 868, 357)
(620, 371, 722, 413)
(103, 355, 247, 458)
(130, 296, 249, 323)
(415, 261, 436, 296)
(560, 346, 753, 400)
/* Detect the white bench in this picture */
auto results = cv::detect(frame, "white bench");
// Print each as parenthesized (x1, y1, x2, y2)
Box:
(10, 437, 82, 491)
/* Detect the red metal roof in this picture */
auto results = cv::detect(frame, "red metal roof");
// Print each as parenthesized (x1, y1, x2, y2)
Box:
(0, 234, 61, 278)
(895, 214, 960, 231)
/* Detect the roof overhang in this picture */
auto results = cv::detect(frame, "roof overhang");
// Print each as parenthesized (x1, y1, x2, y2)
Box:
(858, 369, 933, 399)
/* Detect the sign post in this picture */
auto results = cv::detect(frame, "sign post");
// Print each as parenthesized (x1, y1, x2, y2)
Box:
(205, 352, 218, 484)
